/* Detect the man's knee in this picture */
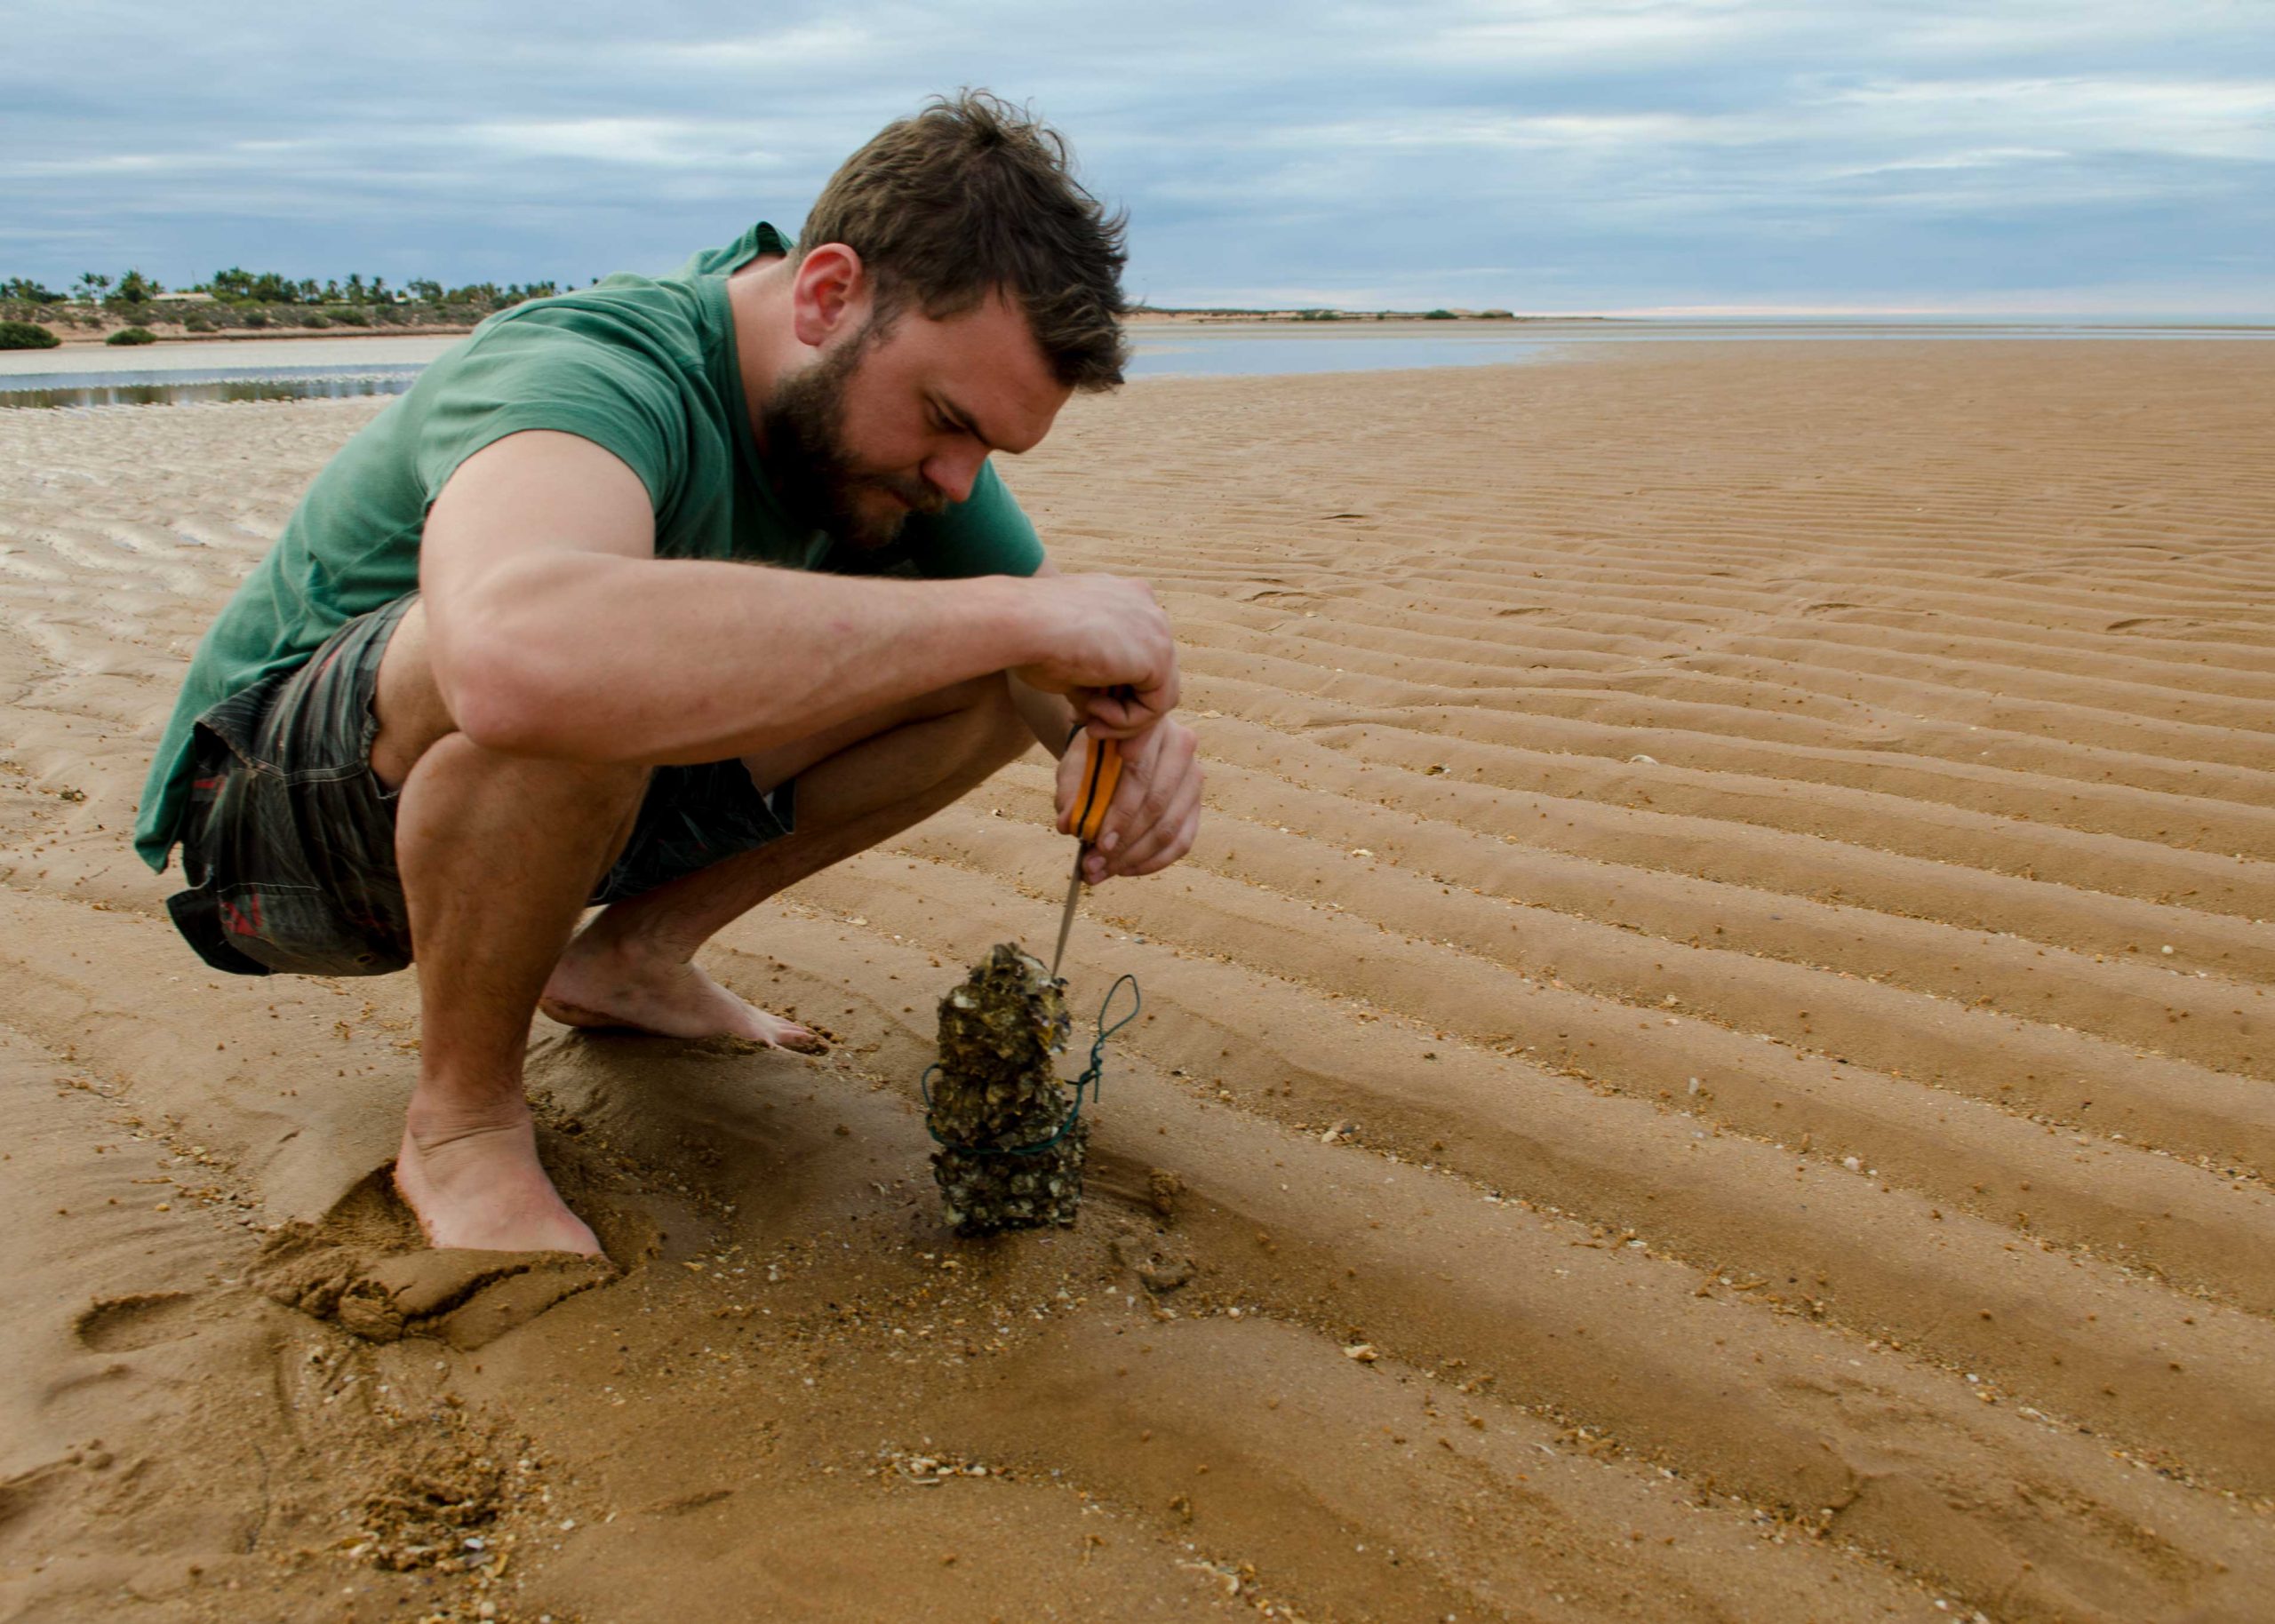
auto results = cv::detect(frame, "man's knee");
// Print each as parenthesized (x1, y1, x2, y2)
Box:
(379, 602, 647, 852)
(957, 674, 1034, 776)
(406, 731, 648, 815)
(371, 601, 455, 791)
(919, 675, 1031, 796)
(397, 732, 650, 899)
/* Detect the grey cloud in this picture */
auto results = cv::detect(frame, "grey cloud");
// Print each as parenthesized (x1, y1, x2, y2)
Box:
(2, 0, 2268, 312)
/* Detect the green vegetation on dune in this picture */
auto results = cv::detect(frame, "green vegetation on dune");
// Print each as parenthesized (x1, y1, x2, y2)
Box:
(0, 262, 579, 340)
(200, 267, 562, 310)
(6, 272, 1536, 341)
(0, 319, 60, 349)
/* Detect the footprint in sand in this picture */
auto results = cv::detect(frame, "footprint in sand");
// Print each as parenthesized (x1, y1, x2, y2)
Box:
(72, 1290, 203, 1352)
(252, 1158, 636, 1349)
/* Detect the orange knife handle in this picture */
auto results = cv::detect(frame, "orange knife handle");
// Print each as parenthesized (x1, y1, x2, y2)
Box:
(1073, 734, 1122, 845)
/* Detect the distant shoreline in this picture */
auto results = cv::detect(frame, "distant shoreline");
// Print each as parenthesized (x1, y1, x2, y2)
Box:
(20, 307, 2262, 353)
(35, 320, 478, 348)
(1123, 306, 1571, 323)
(12, 309, 2268, 364)
(40, 314, 1546, 347)
(15, 306, 1564, 349)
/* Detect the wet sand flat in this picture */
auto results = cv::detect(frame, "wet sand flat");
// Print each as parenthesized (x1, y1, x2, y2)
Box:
(0, 342, 2269, 1622)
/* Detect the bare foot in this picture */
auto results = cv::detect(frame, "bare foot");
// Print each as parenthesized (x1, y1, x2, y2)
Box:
(393, 1111, 603, 1255)
(539, 935, 826, 1052)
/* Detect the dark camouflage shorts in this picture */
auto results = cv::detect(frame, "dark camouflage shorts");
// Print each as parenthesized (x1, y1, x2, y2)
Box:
(164, 593, 794, 978)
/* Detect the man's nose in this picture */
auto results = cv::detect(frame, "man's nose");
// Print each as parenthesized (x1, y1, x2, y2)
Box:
(922, 445, 987, 506)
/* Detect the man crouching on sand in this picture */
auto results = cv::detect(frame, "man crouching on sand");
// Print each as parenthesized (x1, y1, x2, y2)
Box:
(132, 93, 1202, 1256)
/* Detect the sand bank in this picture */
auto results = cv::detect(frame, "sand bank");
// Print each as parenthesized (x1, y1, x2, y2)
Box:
(1, 343, 2269, 1621)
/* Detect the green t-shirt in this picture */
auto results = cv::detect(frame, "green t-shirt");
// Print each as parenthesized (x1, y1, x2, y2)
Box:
(134, 221, 1046, 872)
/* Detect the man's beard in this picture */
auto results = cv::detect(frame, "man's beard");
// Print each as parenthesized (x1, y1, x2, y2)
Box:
(760, 319, 944, 549)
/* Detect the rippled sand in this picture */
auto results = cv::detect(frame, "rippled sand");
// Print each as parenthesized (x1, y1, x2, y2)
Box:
(2, 343, 2270, 1622)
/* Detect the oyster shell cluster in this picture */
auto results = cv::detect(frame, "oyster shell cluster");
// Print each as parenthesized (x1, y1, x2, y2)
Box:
(928, 943, 1083, 1234)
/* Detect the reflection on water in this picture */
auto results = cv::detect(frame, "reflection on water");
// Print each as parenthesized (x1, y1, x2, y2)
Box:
(1, 366, 427, 410)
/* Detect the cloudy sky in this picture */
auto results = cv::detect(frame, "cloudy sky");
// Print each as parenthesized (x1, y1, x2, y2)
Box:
(5, 1, 2270, 315)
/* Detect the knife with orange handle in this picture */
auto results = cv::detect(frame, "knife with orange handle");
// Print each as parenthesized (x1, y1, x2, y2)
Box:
(1050, 694, 1129, 980)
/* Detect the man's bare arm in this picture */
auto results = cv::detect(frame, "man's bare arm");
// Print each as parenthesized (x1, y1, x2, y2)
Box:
(419, 431, 1174, 765)
(1000, 558, 1201, 880)
(1006, 559, 1080, 755)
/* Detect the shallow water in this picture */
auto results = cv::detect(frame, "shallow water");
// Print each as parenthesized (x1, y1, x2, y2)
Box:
(0, 333, 459, 376)
(1, 321, 2265, 407)
(1127, 317, 2275, 379)
(0, 367, 432, 409)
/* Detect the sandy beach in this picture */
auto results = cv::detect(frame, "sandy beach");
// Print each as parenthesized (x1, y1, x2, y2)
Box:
(2, 342, 2270, 1622)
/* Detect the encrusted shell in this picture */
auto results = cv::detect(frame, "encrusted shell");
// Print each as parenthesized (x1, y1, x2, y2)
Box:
(928, 943, 1084, 1234)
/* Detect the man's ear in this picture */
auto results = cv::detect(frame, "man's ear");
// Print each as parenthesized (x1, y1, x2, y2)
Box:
(789, 243, 869, 348)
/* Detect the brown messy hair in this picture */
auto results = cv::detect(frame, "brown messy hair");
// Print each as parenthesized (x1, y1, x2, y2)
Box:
(799, 91, 1130, 391)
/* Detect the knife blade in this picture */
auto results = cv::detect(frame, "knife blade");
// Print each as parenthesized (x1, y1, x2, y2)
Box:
(1050, 727, 1123, 981)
